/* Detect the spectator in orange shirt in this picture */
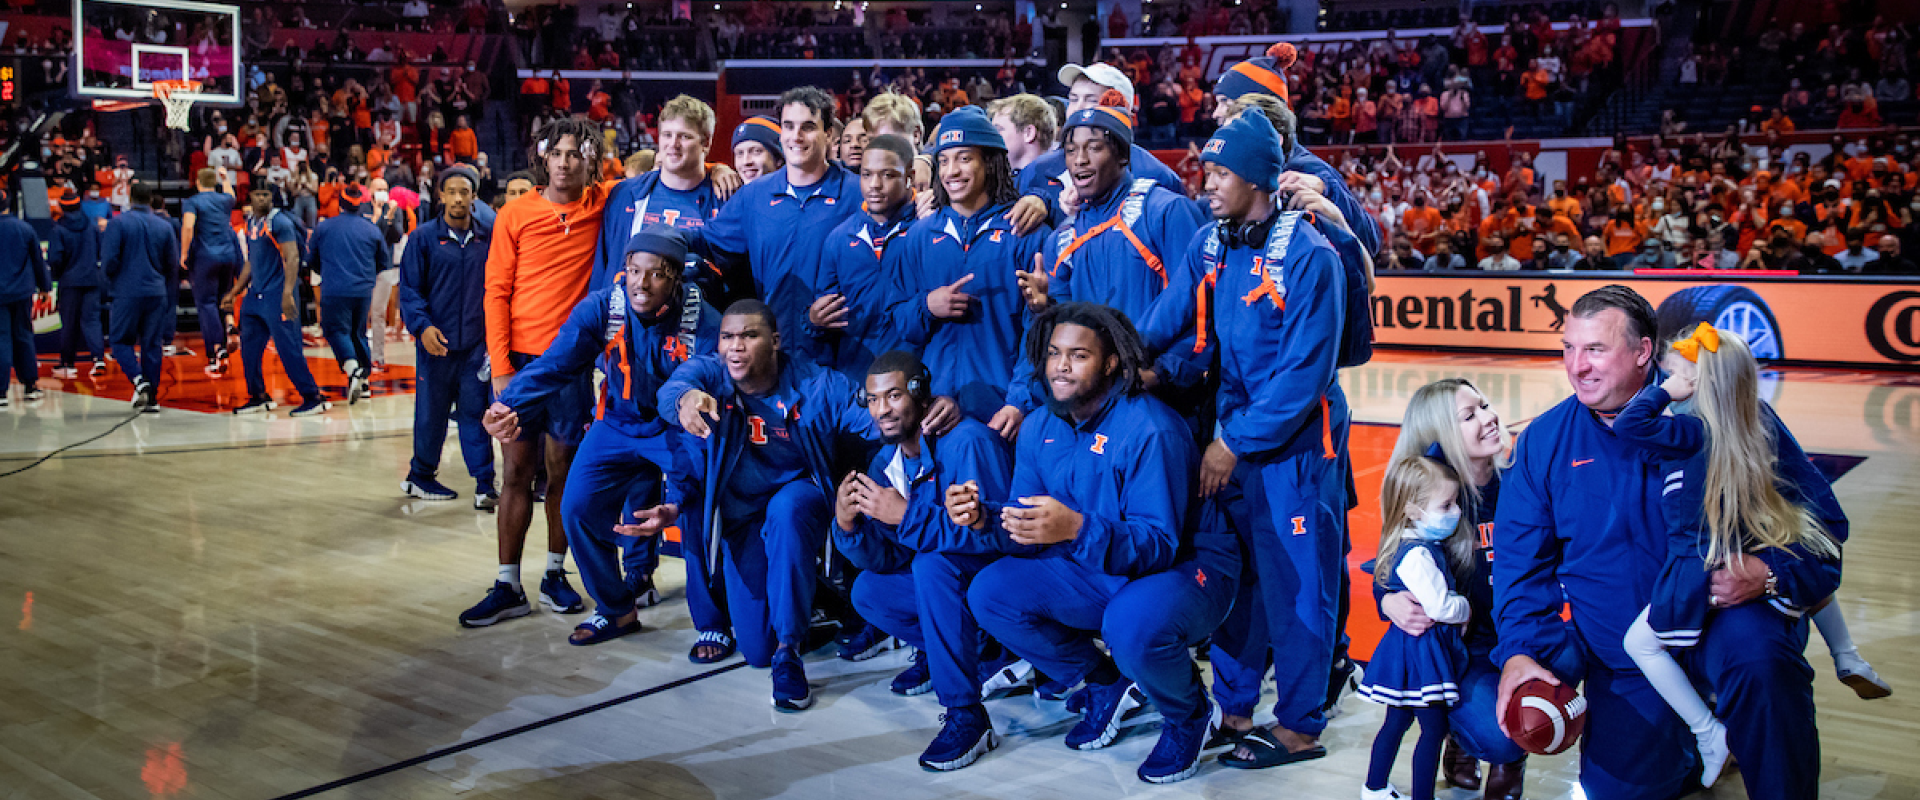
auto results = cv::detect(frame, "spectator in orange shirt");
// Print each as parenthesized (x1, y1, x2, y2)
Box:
(549, 70, 571, 113)
(1547, 179, 1583, 226)
(1399, 193, 1443, 251)
(1602, 208, 1648, 266)
(392, 61, 420, 123)
(448, 115, 480, 164)
(1761, 108, 1796, 133)
(1522, 60, 1552, 115)
(1414, 84, 1440, 142)
(1329, 86, 1354, 144)
(586, 80, 614, 123)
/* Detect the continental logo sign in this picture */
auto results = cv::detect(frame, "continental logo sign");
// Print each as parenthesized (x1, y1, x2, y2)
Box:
(1370, 275, 1920, 369)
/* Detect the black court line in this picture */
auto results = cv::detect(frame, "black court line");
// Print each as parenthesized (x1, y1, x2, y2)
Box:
(0, 431, 414, 464)
(267, 659, 750, 800)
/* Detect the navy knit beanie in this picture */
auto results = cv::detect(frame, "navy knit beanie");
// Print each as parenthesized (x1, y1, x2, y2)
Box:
(1201, 110, 1284, 193)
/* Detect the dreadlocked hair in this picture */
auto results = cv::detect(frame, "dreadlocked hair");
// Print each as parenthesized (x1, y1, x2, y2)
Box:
(931, 147, 1019, 211)
(528, 117, 608, 182)
(1023, 302, 1151, 398)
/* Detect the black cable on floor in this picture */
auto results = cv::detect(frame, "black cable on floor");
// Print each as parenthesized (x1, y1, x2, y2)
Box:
(265, 659, 749, 800)
(0, 409, 144, 479)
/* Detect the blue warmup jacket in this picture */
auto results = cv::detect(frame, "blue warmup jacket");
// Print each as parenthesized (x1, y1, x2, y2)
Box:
(833, 418, 1022, 574)
(817, 203, 918, 376)
(887, 202, 1050, 422)
(659, 353, 881, 571)
(683, 167, 863, 364)
(101, 208, 180, 300)
(1146, 212, 1346, 462)
(181, 190, 241, 264)
(398, 216, 491, 353)
(591, 171, 724, 294)
(47, 212, 102, 290)
(1285, 140, 1381, 255)
(0, 214, 51, 303)
(241, 212, 300, 304)
(1491, 382, 1846, 681)
(984, 390, 1198, 578)
(309, 213, 390, 298)
(1007, 175, 1209, 410)
(80, 197, 114, 223)
(1024, 143, 1186, 207)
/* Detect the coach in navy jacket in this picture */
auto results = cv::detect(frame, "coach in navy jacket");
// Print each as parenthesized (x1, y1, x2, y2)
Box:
(47, 199, 106, 370)
(1493, 286, 1835, 800)
(100, 184, 181, 393)
(310, 191, 391, 377)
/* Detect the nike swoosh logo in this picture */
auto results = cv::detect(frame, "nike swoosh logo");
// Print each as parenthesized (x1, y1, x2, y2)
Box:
(932, 236, 949, 244)
(1572, 459, 1595, 467)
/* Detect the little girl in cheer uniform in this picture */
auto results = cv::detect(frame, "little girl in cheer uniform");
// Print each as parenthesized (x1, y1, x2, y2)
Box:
(1618, 324, 1843, 788)
(1358, 452, 1475, 800)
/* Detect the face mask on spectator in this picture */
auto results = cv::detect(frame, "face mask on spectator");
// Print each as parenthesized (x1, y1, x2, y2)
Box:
(1780, 205, 1794, 216)
(374, 189, 390, 203)
(1652, 200, 1665, 212)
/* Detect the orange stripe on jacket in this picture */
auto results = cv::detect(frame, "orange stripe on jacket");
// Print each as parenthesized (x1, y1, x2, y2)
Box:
(485, 180, 621, 376)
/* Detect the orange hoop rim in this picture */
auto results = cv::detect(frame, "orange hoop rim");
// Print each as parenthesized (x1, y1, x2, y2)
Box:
(152, 79, 203, 99)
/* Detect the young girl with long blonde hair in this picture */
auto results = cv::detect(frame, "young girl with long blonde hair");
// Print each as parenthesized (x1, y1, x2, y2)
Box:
(1617, 324, 1845, 788)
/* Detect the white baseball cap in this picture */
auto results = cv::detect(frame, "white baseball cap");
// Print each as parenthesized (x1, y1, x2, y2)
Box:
(1057, 62, 1135, 108)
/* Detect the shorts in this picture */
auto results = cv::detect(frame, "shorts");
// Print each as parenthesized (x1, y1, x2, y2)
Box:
(506, 350, 592, 445)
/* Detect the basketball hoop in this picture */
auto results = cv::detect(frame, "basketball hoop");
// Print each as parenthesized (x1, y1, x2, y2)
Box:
(152, 79, 201, 131)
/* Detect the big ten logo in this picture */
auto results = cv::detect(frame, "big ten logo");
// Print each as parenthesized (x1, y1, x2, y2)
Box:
(1202, 138, 1225, 154)
(1866, 290, 1920, 363)
(1864, 385, 1920, 449)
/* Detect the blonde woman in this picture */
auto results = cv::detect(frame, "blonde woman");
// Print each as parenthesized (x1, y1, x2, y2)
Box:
(1379, 378, 1528, 799)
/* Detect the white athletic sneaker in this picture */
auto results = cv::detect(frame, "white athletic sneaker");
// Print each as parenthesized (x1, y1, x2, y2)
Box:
(1697, 720, 1731, 788)
(1836, 653, 1893, 699)
(1360, 784, 1406, 800)
(980, 658, 1036, 699)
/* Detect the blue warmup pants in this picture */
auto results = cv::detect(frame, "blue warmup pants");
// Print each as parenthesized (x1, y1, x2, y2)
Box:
(319, 293, 372, 372)
(852, 552, 1001, 709)
(1208, 564, 1269, 720)
(409, 343, 494, 486)
(109, 295, 171, 386)
(1449, 650, 1527, 766)
(720, 481, 829, 667)
(0, 299, 36, 392)
(970, 549, 1238, 724)
(188, 257, 233, 353)
(561, 423, 672, 618)
(238, 304, 321, 401)
(57, 286, 104, 365)
(1575, 602, 1815, 800)
(1212, 448, 1348, 738)
(677, 494, 730, 636)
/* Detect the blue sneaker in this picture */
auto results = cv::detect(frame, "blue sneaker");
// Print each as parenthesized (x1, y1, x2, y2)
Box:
(458, 581, 531, 628)
(918, 704, 997, 771)
(891, 650, 933, 696)
(771, 649, 814, 711)
(402, 476, 458, 501)
(288, 396, 332, 416)
(539, 570, 585, 614)
(838, 623, 899, 661)
(1064, 679, 1142, 751)
(1137, 702, 1219, 784)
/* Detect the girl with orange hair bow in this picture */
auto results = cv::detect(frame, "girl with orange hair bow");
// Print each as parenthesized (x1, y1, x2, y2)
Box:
(1612, 322, 1868, 790)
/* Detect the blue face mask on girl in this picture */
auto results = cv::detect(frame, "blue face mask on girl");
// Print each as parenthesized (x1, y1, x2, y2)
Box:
(1411, 509, 1461, 542)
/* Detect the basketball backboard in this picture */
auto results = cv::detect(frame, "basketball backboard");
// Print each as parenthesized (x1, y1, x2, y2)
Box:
(74, 0, 242, 105)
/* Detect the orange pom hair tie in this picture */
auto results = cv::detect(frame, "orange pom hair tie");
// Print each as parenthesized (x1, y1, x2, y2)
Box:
(1671, 323, 1721, 363)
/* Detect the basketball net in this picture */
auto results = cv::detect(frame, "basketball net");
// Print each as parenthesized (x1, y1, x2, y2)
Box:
(152, 79, 201, 131)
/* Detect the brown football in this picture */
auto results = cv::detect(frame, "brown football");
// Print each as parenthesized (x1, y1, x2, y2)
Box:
(1504, 679, 1587, 755)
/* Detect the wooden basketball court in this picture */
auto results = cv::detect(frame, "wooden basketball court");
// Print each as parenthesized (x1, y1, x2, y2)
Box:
(2, 344, 1914, 799)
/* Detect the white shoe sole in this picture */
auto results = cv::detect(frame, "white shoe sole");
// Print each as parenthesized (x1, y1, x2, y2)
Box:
(842, 635, 901, 662)
(540, 593, 585, 614)
(288, 401, 332, 417)
(773, 690, 815, 712)
(1840, 670, 1893, 699)
(1069, 684, 1142, 751)
(401, 481, 458, 501)
(920, 728, 998, 771)
(459, 601, 531, 628)
(981, 659, 1035, 698)
(233, 403, 275, 415)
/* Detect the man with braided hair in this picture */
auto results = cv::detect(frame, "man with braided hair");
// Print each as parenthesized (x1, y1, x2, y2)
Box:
(459, 117, 621, 628)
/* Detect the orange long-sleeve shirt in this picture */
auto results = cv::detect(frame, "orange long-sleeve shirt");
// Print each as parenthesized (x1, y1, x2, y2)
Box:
(485, 180, 619, 376)
(449, 128, 479, 161)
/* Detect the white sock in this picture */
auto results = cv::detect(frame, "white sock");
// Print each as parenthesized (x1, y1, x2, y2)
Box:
(1625, 608, 1718, 737)
(1811, 601, 1859, 659)
(343, 359, 360, 378)
(546, 552, 566, 573)
(499, 564, 521, 586)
